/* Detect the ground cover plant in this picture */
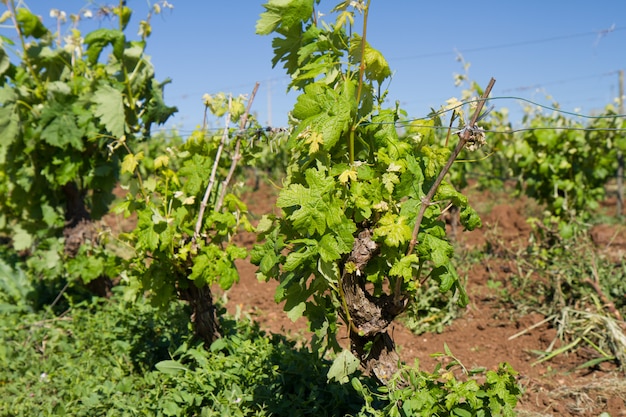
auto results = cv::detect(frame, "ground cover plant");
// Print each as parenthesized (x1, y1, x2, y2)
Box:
(498, 231, 626, 371)
(0, 286, 368, 416)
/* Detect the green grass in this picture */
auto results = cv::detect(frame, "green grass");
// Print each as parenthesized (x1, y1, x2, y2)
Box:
(0, 289, 370, 416)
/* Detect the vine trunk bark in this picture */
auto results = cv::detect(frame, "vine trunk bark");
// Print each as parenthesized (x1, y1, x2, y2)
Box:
(62, 182, 112, 297)
(341, 229, 406, 383)
(179, 282, 222, 347)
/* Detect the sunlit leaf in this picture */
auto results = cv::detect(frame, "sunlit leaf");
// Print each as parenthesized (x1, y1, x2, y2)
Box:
(389, 254, 419, 281)
(121, 152, 143, 174)
(349, 34, 391, 84)
(374, 213, 412, 247)
(256, 0, 313, 35)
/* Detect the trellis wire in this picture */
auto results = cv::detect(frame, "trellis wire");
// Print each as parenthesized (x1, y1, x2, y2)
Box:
(153, 95, 626, 139)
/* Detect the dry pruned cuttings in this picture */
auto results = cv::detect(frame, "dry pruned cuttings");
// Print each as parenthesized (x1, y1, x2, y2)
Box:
(547, 378, 626, 415)
(506, 231, 626, 370)
(532, 307, 626, 370)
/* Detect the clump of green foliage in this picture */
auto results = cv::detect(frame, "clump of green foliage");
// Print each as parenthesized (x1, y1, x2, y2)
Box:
(0, 1, 176, 292)
(118, 92, 258, 345)
(252, 0, 484, 382)
(0, 281, 365, 416)
(508, 107, 623, 236)
(362, 348, 521, 417)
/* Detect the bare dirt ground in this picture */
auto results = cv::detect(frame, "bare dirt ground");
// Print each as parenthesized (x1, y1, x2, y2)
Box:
(220, 181, 626, 417)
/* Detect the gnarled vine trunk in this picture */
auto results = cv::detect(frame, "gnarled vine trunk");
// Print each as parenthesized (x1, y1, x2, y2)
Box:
(62, 182, 112, 297)
(341, 229, 406, 383)
(179, 282, 221, 346)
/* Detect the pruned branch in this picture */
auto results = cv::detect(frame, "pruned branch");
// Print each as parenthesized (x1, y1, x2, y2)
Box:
(193, 95, 232, 246)
(407, 77, 496, 256)
(216, 82, 260, 212)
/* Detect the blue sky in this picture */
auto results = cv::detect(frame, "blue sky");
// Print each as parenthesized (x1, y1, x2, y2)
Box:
(6, 1, 626, 135)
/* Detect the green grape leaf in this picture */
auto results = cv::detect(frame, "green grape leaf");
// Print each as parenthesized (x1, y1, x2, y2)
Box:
(456, 280, 469, 307)
(16, 8, 48, 39)
(280, 275, 314, 321)
(286, 300, 306, 322)
(256, 0, 313, 35)
(287, 200, 327, 235)
(373, 213, 412, 247)
(121, 152, 143, 174)
(389, 254, 419, 281)
(253, 244, 281, 276)
(422, 145, 450, 178)
(180, 155, 211, 196)
(422, 233, 453, 267)
(318, 258, 340, 284)
(292, 83, 334, 119)
(382, 172, 399, 194)
(255, 215, 274, 234)
(292, 83, 352, 150)
(52, 155, 82, 185)
(269, 24, 302, 73)
(332, 218, 357, 251)
(277, 168, 338, 235)
(256, 7, 282, 35)
(12, 225, 33, 251)
(276, 183, 308, 208)
(189, 252, 210, 283)
(435, 181, 467, 207)
(218, 264, 239, 291)
(40, 104, 84, 150)
(349, 34, 391, 84)
(84, 28, 125, 64)
(142, 78, 178, 128)
(0, 87, 19, 155)
(136, 211, 160, 251)
(0, 44, 10, 76)
(304, 166, 336, 195)
(283, 245, 317, 271)
(460, 205, 482, 231)
(226, 245, 248, 261)
(67, 252, 104, 283)
(318, 234, 342, 262)
(92, 84, 125, 138)
(431, 263, 458, 293)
